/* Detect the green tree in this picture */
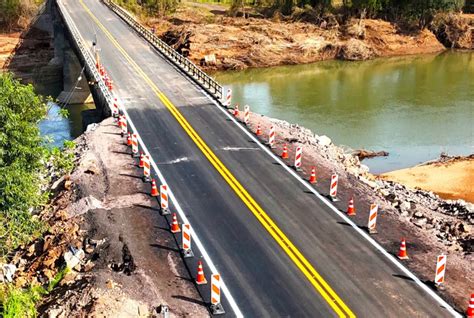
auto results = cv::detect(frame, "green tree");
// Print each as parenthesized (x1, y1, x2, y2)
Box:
(0, 73, 48, 258)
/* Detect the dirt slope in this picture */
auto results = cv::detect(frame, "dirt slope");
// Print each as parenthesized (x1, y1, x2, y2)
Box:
(149, 4, 446, 71)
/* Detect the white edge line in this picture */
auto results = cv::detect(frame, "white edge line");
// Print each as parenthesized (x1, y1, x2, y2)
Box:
(121, 106, 244, 318)
(198, 87, 462, 318)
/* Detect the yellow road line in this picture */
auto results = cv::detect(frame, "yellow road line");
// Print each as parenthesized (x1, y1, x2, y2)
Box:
(78, 1, 355, 316)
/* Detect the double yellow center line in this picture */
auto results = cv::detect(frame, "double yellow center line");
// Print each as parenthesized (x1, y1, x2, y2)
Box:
(78, 1, 355, 316)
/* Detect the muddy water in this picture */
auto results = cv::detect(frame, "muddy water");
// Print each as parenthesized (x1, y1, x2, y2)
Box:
(215, 51, 474, 173)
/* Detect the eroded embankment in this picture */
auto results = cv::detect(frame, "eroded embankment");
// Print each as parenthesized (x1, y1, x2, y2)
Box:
(147, 4, 473, 71)
(4, 118, 209, 317)
(231, 108, 472, 312)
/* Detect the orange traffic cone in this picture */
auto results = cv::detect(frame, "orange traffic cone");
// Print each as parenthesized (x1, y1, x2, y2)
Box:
(467, 293, 474, 318)
(281, 144, 289, 159)
(150, 179, 159, 197)
(195, 260, 207, 285)
(127, 133, 132, 146)
(233, 104, 239, 117)
(398, 238, 409, 260)
(139, 152, 144, 168)
(347, 197, 356, 216)
(170, 213, 181, 233)
(309, 167, 317, 184)
(256, 124, 262, 136)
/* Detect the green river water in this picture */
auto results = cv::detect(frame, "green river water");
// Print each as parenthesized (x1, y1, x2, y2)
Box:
(215, 51, 474, 173)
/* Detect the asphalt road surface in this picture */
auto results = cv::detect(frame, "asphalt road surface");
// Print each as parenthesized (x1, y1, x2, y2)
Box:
(61, 0, 457, 316)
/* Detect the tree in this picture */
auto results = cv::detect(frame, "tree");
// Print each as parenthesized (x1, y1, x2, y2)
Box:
(0, 73, 48, 258)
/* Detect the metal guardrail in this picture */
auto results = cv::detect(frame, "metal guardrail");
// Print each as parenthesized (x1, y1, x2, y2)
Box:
(102, 0, 224, 101)
(56, 0, 113, 115)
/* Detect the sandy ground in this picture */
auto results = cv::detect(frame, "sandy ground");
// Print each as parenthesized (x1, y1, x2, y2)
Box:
(381, 158, 474, 203)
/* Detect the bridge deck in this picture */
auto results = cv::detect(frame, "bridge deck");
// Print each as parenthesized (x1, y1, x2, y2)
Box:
(62, 0, 456, 316)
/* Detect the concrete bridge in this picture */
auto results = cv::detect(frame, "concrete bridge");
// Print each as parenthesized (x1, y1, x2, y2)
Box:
(55, 0, 461, 316)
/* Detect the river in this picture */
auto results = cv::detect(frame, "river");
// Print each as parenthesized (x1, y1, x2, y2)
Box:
(215, 51, 474, 174)
(39, 102, 95, 148)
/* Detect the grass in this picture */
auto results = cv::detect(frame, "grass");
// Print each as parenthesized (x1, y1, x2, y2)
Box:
(0, 267, 69, 317)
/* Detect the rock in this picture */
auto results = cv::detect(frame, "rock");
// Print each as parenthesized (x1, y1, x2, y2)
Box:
(60, 270, 78, 286)
(360, 177, 378, 189)
(84, 163, 100, 175)
(317, 135, 332, 146)
(0, 264, 17, 282)
(86, 123, 99, 132)
(400, 210, 410, 217)
(64, 247, 85, 269)
(83, 260, 95, 272)
(400, 201, 412, 211)
(64, 180, 73, 190)
(48, 308, 65, 318)
(413, 211, 424, 218)
(51, 176, 65, 191)
(385, 193, 397, 203)
(413, 217, 427, 228)
(106, 279, 119, 289)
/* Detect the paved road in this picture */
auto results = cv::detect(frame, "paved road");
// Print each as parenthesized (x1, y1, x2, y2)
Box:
(61, 0, 456, 316)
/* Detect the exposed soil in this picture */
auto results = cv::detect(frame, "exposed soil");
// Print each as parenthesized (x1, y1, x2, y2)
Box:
(145, 3, 456, 71)
(231, 107, 472, 312)
(6, 119, 209, 317)
(0, 2, 63, 97)
(381, 156, 474, 204)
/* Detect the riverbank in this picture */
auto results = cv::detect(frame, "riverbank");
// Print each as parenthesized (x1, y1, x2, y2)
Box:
(147, 2, 473, 71)
(232, 108, 472, 312)
(3, 118, 208, 317)
(381, 155, 474, 203)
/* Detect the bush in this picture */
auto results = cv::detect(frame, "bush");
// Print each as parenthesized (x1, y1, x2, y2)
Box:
(0, 73, 48, 258)
(0, 267, 68, 317)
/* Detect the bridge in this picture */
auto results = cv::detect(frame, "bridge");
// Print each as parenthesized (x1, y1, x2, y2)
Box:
(56, 0, 461, 316)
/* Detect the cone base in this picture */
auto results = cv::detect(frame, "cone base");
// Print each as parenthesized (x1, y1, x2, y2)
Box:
(309, 179, 317, 184)
(210, 303, 225, 315)
(347, 212, 356, 216)
(171, 228, 181, 234)
(196, 278, 207, 285)
(281, 155, 289, 159)
(182, 249, 194, 258)
(151, 192, 159, 197)
(398, 255, 409, 260)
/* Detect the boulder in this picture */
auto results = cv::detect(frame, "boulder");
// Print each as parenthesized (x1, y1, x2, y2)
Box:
(317, 135, 332, 147)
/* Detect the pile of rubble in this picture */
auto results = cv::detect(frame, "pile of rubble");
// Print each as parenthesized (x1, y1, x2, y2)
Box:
(268, 116, 473, 252)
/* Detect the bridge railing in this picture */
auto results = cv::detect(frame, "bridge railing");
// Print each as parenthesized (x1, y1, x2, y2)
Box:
(103, 0, 224, 101)
(56, 0, 113, 116)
